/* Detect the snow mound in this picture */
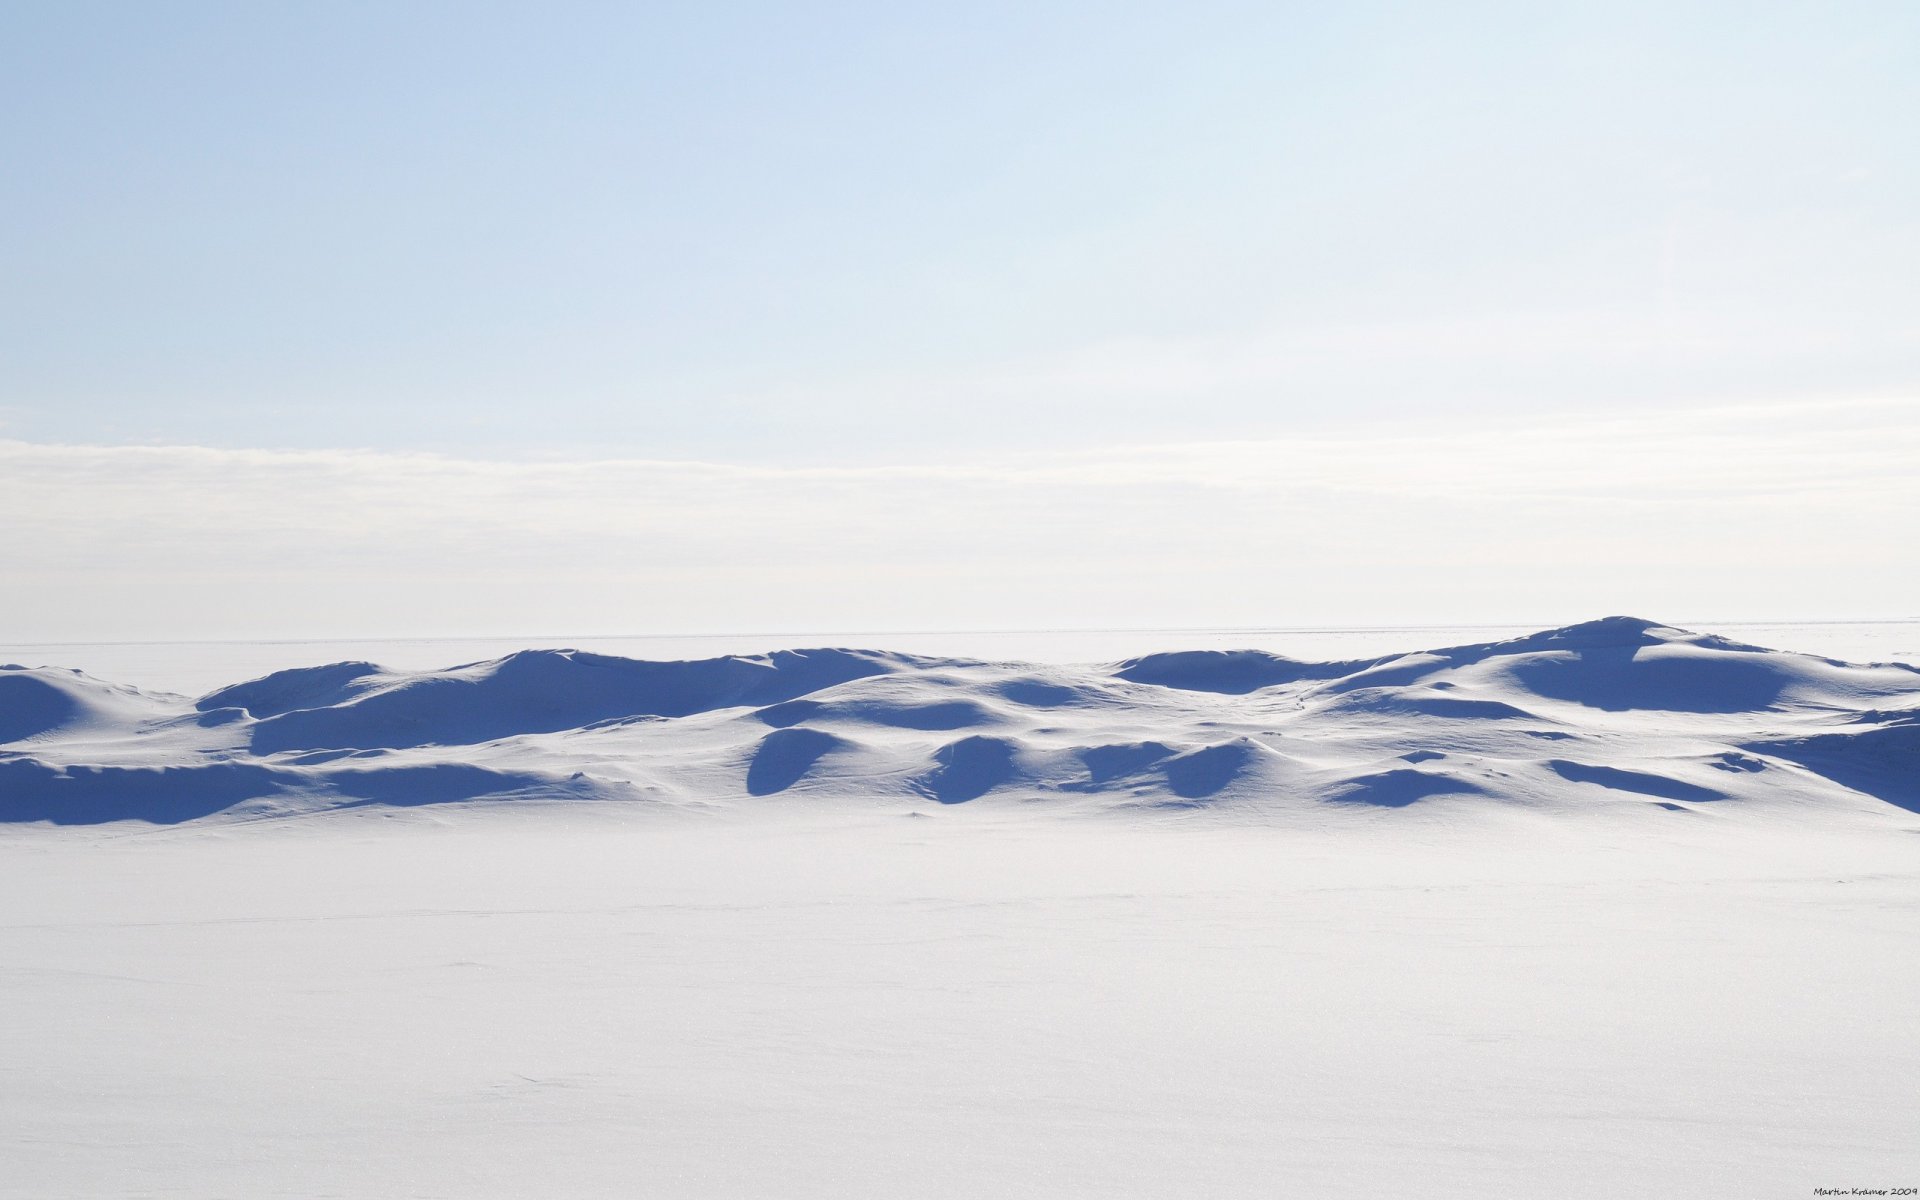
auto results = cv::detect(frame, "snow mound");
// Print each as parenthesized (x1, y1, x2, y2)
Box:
(197, 661, 386, 718)
(3, 619, 1917, 825)
(249, 647, 914, 753)
(1310, 616, 1919, 713)
(912, 735, 1022, 804)
(1114, 649, 1365, 693)
(0, 666, 176, 745)
(745, 727, 853, 796)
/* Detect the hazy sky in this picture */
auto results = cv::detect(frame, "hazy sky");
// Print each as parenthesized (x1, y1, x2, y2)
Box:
(3, 2, 1916, 638)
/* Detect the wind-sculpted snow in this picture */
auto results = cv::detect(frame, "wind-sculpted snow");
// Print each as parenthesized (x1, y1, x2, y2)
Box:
(1113, 649, 1365, 694)
(0, 757, 582, 825)
(745, 727, 852, 797)
(0, 667, 178, 745)
(3, 618, 1918, 824)
(197, 661, 387, 719)
(244, 647, 912, 753)
(1749, 710, 1920, 812)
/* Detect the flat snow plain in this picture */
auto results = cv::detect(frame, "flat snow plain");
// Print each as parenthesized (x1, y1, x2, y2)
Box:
(2, 618, 1917, 1197)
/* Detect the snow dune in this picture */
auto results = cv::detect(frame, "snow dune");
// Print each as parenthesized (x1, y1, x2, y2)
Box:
(3, 616, 1916, 826)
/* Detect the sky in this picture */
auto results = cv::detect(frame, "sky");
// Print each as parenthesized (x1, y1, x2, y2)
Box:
(2, 2, 1917, 640)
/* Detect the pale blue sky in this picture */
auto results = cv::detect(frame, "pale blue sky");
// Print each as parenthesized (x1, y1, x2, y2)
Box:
(4, 1, 1915, 462)
(4, 3, 1919, 638)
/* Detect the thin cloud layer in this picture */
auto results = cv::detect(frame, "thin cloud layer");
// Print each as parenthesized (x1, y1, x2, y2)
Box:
(4, 399, 1915, 640)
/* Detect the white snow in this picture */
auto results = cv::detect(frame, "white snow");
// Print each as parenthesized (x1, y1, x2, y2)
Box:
(2, 617, 1917, 1196)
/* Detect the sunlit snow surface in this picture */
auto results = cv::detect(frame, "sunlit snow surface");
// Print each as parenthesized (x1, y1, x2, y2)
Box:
(2, 619, 1916, 1196)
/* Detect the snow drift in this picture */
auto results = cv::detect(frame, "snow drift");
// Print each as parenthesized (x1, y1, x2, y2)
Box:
(3, 618, 1916, 825)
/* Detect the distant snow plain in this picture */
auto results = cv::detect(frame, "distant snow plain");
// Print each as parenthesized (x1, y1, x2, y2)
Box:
(2, 618, 1916, 1198)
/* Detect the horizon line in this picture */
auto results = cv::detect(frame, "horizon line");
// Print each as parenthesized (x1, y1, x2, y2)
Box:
(7, 615, 1917, 651)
